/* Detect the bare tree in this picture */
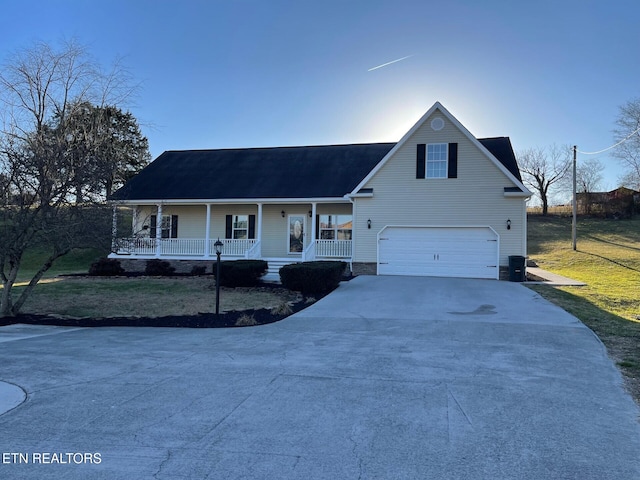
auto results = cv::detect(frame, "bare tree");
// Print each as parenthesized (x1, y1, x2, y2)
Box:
(613, 98, 640, 191)
(0, 40, 137, 317)
(518, 144, 572, 215)
(571, 157, 605, 215)
(576, 157, 605, 193)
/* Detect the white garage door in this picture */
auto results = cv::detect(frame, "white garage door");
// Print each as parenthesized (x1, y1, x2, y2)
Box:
(378, 226, 499, 279)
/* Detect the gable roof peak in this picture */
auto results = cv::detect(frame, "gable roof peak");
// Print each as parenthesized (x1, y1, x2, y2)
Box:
(350, 101, 531, 195)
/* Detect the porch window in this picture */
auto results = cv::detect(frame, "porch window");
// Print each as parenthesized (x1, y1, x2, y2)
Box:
(225, 214, 256, 239)
(232, 215, 248, 239)
(150, 215, 178, 239)
(318, 215, 352, 240)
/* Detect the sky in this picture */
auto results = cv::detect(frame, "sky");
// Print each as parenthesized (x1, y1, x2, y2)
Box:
(2, 0, 639, 199)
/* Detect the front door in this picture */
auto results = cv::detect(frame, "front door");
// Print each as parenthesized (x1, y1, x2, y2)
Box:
(288, 215, 305, 254)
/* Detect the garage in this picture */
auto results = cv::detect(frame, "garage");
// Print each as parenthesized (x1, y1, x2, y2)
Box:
(377, 226, 499, 279)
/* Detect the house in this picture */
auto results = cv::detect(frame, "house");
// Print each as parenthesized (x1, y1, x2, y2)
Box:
(577, 187, 640, 217)
(109, 102, 532, 279)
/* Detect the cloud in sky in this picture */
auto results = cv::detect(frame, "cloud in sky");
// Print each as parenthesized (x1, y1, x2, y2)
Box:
(367, 55, 414, 72)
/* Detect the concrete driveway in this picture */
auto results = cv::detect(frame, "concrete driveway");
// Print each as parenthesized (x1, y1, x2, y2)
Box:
(1, 276, 639, 479)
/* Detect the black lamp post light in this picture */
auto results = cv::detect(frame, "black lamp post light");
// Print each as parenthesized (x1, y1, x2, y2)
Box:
(214, 238, 223, 317)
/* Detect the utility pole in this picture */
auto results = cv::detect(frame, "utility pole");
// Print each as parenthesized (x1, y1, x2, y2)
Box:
(572, 145, 577, 251)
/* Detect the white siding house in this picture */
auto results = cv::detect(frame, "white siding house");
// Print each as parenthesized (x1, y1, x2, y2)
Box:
(109, 102, 531, 279)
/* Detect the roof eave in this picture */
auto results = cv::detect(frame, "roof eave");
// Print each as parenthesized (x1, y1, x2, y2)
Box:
(109, 196, 352, 205)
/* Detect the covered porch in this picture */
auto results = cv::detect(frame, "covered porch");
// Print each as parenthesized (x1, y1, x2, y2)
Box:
(109, 200, 354, 262)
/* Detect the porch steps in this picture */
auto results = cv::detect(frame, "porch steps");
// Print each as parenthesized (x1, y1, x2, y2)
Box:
(265, 258, 300, 276)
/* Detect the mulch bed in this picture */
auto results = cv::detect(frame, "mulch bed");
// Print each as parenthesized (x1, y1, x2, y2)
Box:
(1, 272, 351, 328)
(4, 310, 286, 329)
(1, 279, 315, 328)
(1, 299, 311, 328)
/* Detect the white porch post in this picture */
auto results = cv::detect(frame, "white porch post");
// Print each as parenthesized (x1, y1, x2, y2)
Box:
(111, 205, 117, 252)
(155, 204, 162, 257)
(257, 203, 263, 244)
(132, 207, 138, 235)
(204, 204, 211, 258)
(311, 202, 317, 244)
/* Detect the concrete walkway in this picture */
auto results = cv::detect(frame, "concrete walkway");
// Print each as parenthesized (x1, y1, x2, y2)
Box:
(0, 276, 638, 479)
(526, 266, 587, 286)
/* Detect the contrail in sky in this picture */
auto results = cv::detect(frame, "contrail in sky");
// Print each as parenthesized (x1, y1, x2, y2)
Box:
(367, 54, 414, 72)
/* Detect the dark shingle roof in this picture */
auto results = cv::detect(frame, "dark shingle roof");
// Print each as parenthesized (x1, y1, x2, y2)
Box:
(110, 138, 522, 201)
(478, 137, 523, 182)
(111, 143, 396, 201)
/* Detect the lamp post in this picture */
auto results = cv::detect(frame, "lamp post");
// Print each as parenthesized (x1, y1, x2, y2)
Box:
(214, 238, 223, 317)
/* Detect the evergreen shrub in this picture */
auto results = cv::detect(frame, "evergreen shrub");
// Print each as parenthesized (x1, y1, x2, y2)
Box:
(214, 260, 268, 287)
(279, 261, 347, 294)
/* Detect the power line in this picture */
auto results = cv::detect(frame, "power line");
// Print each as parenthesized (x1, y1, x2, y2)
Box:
(577, 126, 640, 155)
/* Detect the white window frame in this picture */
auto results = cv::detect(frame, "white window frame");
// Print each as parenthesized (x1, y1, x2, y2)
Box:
(232, 214, 248, 239)
(426, 143, 448, 179)
(160, 215, 176, 239)
(319, 214, 352, 240)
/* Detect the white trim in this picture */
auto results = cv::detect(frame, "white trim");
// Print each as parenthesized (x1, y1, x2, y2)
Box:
(345, 192, 373, 198)
(504, 191, 531, 198)
(350, 101, 532, 196)
(426, 142, 449, 179)
(111, 197, 350, 206)
(230, 214, 250, 239)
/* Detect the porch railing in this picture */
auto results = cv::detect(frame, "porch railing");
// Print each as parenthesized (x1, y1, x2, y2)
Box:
(245, 240, 262, 259)
(161, 238, 206, 256)
(115, 237, 257, 257)
(315, 239, 352, 258)
(113, 238, 350, 258)
(115, 237, 156, 256)
(302, 241, 316, 261)
(214, 238, 256, 257)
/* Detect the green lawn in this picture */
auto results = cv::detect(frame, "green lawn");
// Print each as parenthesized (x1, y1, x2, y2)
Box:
(9, 247, 108, 284)
(527, 215, 640, 402)
(527, 215, 640, 321)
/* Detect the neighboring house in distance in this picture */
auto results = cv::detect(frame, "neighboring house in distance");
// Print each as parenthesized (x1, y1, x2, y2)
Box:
(577, 187, 640, 217)
(109, 102, 532, 279)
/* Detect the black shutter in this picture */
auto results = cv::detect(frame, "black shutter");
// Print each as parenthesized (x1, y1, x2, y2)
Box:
(171, 215, 178, 238)
(150, 215, 157, 238)
(448, 143, 458, 179)
(315, 215, 320, 240)
(225, 215, 233, 239)
(248, 215, 256, 239)
(416, 144, 426, 179)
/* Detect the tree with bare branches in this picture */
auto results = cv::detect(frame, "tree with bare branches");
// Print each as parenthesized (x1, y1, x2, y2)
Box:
(613, 98, 640, 190)
(0, 40, 145, 317)
(517, 144, 571, 215)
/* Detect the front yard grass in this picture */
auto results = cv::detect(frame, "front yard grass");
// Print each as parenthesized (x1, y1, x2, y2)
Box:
(527, 215, 640, 403)
(14, 276, 301, 319)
